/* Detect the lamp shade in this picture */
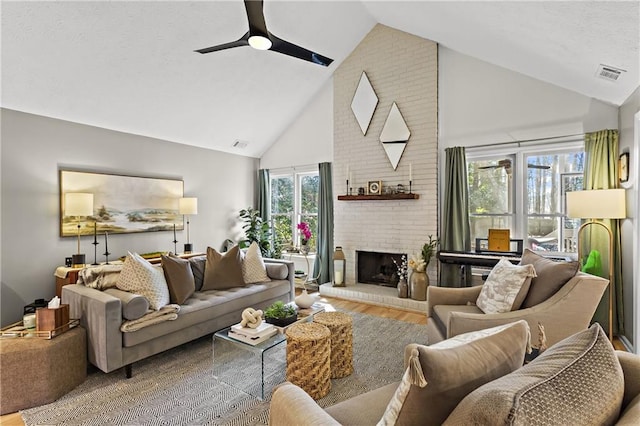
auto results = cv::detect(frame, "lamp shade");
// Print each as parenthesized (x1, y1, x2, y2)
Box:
(179, 197, 198, 215)
(65, 193, 94, 216)
(566, 189, 626, 219)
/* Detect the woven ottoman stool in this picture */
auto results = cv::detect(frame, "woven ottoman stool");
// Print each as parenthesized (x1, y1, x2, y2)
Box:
(285, 322, 331, 400)
(314, 312, 354, 378)
(0, 326, 87, 415)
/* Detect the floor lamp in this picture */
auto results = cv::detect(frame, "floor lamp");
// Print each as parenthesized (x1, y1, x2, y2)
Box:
(179, 197, 198, 253)
(566, 188, 626, 342)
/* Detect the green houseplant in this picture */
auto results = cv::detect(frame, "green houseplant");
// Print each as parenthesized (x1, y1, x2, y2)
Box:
(264, 301, 297, 327)
(238, 207, 271, 257)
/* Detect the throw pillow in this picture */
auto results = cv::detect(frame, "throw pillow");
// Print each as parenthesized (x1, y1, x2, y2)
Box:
(116, 252, 170, 310)
(476, 258, 536, 313)
(242, 241, 271, 284)
(519, 248, 579, 308)
(161, 254, 196, 304)
(188, 255, 206, 291)
(444, 323, 624, 426)
(377, 320, 531, 426)
(202, 245, 245, 291)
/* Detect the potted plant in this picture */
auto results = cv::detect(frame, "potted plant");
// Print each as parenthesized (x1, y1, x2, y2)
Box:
(264, 301, 298, 327)
(238, 207, 272, 257)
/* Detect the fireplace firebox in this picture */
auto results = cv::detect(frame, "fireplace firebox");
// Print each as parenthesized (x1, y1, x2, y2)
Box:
(356, 250, 407, 287)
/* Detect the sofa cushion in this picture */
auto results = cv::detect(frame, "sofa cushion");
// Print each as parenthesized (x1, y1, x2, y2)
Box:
(188, 255, 206, 291)
(202, 245, 245, 291)
(377, 320, 531, 426)
(265, 263, 288, 280)
(103, 288, 149, 320)
(444, 323, 624, 426)
(520, 248, 579, 308)
(162, 255, 196, 305)
(242, 242, 270, 284)
(476, 258, 536, 313)
(325, 383, 399, 425)
(432, 304, 483, 337)
(116, 252, 170, 311)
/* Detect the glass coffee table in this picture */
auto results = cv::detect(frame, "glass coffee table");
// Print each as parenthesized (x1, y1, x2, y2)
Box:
(212, 327, 287, 400)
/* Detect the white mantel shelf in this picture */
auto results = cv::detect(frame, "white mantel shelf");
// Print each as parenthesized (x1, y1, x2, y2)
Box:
(337, 193, 419, 201)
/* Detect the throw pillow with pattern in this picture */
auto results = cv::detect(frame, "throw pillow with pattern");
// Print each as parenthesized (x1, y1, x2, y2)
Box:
(242, 241, 271, 284)
(476, 258, 536, 314)
(116, 252, 170, 310)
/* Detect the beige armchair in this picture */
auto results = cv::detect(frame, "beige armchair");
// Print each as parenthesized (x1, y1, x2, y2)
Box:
(426, 271, 609, 347)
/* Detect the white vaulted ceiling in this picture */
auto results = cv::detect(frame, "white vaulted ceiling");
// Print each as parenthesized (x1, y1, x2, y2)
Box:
(2, 1, 638, 158)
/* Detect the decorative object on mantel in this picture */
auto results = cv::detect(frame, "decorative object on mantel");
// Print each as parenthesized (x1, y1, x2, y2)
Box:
(368, 180, 382, 195)
(351, 71, 378, 135)
(393, 255, 409, 299)
(64, 192, 94, 267)
(345, 165, 353, 196)
(379, 102, 411, 170)
(297, 221, 312, 255)
(179, 197, 198, 253)
(333, 246, 346, 287)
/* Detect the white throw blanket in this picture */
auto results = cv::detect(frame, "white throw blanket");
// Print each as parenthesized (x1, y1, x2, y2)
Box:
(120, 304, 181, 332)
(78, 264, 123, 290)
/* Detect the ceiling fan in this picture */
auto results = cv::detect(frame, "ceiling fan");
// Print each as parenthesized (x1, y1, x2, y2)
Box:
(195, 0, 333, 67)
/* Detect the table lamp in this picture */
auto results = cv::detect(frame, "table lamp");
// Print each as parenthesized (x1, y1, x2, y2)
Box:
(65, 192, 94, 267)
(566, 188, 626, 341)
(179, 197, 198, 253)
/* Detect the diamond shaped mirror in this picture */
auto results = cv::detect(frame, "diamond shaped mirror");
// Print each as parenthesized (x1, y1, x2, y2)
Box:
(380, 102, 410, 169)
(351, 72, 378, 135)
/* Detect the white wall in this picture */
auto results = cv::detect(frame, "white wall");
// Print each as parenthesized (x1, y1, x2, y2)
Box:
(259, 80, 333, 170)
(1, 109, 257, 326)
(619, 86, 640, 352)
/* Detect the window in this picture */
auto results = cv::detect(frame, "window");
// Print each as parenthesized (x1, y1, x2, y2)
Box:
(467, 143, 584, 254)
(270, 169, 319, 251)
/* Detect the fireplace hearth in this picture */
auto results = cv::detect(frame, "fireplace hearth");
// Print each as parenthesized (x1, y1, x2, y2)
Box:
(357, 250, 406, 287)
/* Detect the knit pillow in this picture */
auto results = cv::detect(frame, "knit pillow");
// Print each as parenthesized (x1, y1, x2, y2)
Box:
(476, 258, 536, 313)
(377, 320, 531, 426)
(445, 324, 624, 425)
(242, 242, 271, 284)
(202, 245, 245, 290)
(116, 252, 170, 310)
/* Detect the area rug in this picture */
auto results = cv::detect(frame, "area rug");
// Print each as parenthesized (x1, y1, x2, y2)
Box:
(21, 311, 429, 426)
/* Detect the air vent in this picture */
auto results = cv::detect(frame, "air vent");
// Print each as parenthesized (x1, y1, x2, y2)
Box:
(233, 140, 248, 149)
(596, 64, 626, 82)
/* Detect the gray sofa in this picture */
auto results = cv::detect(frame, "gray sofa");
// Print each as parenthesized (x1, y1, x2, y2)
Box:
(63, 258, 294, 377)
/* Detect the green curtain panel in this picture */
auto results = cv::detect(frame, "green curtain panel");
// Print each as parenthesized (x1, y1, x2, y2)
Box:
(257, 169, 270, 224)
(583, 129, 624, 336)
(440, 147, 472, 287)
(314, 162, 334, 284)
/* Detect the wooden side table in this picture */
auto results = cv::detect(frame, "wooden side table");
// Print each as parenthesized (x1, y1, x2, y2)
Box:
(0, 326, 87, 414)
(55, 266, 82, 297)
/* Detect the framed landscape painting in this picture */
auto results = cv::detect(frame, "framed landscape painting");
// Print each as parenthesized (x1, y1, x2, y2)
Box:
(60, 170, 184, 237)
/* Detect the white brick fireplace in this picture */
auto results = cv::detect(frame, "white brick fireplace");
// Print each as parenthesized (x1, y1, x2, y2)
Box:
(320, 25, 439, 312)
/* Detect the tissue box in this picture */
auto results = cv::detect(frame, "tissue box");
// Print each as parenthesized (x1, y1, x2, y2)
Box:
(36, 304, 70, 332)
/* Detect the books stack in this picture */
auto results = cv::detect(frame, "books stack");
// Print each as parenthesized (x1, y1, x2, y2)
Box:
(229, 321, 277, 345)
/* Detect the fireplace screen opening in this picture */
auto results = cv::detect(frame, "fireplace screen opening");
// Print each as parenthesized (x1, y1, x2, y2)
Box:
(357, 251, 407, 287)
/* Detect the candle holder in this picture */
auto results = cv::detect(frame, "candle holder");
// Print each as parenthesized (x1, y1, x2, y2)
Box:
(409, 180, 413, 194)
(172, 223, 178, 254)
(346, 179, 349, 196)
(91, 222, 100, 265)
(103, 232, 111, 264)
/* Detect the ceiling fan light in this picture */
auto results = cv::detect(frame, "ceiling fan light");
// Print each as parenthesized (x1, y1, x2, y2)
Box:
(248, 35, 272, 50)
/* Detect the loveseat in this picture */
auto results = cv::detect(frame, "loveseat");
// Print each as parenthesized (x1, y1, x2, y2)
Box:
(63, 252, 294, 377)
(270, 322, 640, 425)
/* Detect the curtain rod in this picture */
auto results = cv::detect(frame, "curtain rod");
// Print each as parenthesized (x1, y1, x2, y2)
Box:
(465, 133, 585, 150)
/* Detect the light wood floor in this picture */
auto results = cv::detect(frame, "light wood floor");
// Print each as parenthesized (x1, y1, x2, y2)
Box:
(0, 294, 626, 425)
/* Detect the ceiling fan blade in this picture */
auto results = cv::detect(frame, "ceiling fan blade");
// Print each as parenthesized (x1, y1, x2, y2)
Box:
(270, 34, 333, 66)
(478, 165, 500, 169)
(527, 164, 551, 169)
(195, 32, 250, 54)
(244, 0, 269, 37)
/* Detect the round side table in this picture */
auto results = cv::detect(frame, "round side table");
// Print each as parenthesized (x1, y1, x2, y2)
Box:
(314, 311, 354, 378)
(285, 322, 331, 400)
